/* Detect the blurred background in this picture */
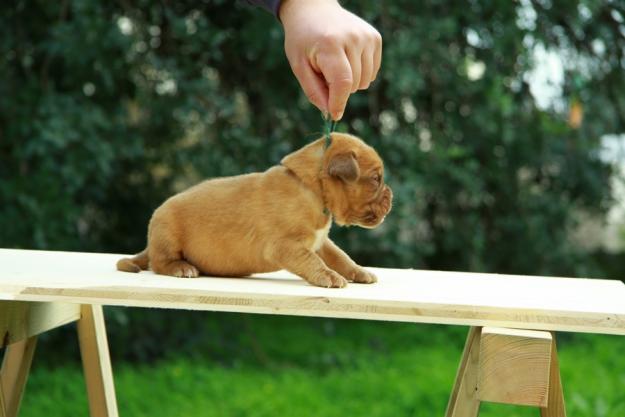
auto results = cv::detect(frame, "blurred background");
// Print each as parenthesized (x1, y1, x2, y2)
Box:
(2, 0, 625, 416)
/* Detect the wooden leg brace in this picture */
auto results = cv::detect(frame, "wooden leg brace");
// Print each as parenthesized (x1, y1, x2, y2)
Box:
(445, 326, 566, 417)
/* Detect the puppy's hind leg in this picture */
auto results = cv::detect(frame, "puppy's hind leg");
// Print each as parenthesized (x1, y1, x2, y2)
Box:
(148, 222, 199, 278)
(156, 259, 199, 278)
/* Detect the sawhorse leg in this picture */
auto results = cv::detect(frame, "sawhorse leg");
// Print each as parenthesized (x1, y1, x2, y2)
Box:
(0, 302, 118, 417)
(77, 305, 119, 417)
(445, 326, 567, 417)
(1, 337, 37, 417)
(0, 378, 5, 417)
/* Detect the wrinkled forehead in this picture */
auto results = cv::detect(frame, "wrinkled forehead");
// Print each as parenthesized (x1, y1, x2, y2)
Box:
(328, 132, 385, 173)
(356, 144, 384, 174)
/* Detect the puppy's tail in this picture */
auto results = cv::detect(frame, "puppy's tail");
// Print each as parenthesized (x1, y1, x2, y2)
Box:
(116, 249, 149, 273)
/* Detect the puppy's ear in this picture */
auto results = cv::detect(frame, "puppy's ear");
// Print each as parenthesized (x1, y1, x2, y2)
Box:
(328, 152, 360, 182)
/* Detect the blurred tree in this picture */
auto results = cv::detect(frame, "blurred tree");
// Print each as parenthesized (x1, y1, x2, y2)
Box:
(1, 0, 624, 273)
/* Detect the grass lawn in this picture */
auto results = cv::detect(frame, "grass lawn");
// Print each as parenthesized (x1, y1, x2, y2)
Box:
(17, 313, 625, 417)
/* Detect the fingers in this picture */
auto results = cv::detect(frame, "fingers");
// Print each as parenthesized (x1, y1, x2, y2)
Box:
(346, 48, 362, 93)
(320, 30, 381, 119)
(358, 31, 382, 89)
(290, 57, 329, 113)
(281, 0, 383, 120)
(359, 46, 374, 90)
(317, 48, 353, 120)
(372, 31, 382, 80)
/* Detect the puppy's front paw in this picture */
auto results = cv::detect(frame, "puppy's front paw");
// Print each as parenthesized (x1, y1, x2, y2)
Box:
(310, 270, 348, 288)
(350, 267, 377, 284)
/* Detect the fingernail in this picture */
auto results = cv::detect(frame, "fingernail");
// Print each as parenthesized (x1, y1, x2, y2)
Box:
(335, 111, 343, 120)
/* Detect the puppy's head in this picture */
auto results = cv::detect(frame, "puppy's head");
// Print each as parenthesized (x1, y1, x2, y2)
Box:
(321, 133, 393, 228)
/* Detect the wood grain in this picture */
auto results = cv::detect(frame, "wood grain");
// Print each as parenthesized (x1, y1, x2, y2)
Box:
(0, 301, 80, 348)
(445, 327, 481, 417)
(0, 336, 37, 417)
(540, 334, 567, 417)
(1, 249, 625, 335)
(0, 380, 6, 417)
(77, 305, 118, 417)
(478, 327, 552, 407)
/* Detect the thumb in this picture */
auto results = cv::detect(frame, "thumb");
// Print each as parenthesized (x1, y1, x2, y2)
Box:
(290, 58, 329, 114)
(316, 49, 353, 121)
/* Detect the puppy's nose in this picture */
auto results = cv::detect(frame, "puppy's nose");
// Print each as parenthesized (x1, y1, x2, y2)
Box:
(382, 186, 393, 214)
(385, 185, 393, 200)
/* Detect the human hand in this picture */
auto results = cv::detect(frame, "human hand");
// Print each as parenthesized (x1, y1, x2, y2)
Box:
(280, 0, 382, 120)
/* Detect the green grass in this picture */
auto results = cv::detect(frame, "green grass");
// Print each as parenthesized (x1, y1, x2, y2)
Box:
(18, 316, 625, 417)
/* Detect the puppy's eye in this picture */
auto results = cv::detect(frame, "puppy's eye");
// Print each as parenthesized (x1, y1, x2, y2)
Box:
(372, 174, 381, 184)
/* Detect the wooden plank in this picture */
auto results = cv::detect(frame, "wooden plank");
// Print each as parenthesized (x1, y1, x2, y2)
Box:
(1, 249, 625, 335)
(445, 327, 481, 417)
(77, 304, 118, 417)
(77, 305, 118, 417)
(0, 375, 6, 417)
(478, 327, 552, 407)
(0, 301, 80, 348)
(540, 334, 567, 417)
(0, 336, 37, 417)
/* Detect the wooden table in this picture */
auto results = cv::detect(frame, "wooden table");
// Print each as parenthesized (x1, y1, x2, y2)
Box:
(1, 249, 624, 416)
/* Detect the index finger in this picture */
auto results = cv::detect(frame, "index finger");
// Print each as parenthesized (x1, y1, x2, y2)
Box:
(316, 49, 353, 121)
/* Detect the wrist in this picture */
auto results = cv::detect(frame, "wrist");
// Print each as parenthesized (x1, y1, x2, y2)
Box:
(279, 0, 340, 24)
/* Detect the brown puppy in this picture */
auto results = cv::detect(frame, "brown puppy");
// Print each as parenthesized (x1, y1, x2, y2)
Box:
(117, 132, 393, 288)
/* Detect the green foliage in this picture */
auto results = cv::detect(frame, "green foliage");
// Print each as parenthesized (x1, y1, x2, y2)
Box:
(2, 0, 624, 275)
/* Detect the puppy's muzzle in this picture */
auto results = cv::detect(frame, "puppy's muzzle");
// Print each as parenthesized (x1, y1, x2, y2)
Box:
(361, 185, 393, 228)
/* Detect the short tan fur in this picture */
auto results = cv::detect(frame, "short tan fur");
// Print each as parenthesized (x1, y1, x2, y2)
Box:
(117, 133, 392, 288)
